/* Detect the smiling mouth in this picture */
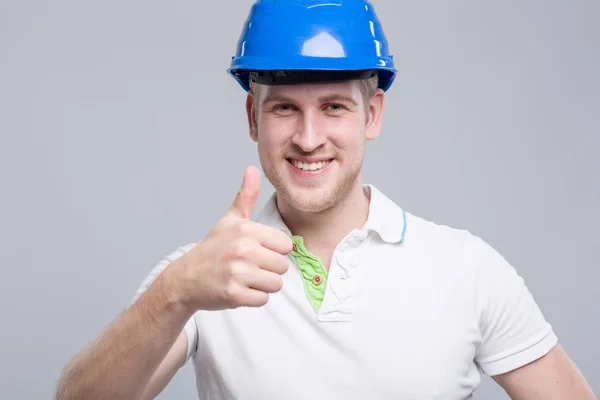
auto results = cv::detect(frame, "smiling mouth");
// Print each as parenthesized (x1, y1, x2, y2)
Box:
(287, 158, 332, 171)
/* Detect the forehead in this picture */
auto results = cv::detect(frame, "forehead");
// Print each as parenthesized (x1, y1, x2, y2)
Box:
(257, 80, 361, 103)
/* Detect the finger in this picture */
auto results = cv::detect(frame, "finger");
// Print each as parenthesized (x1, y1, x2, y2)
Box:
(253, 246, 290, 275)
(240, 288, 270, 308)
(245, 269, 284, 294)
(248, 222, 294, 255)
(228, 165, 261, 220)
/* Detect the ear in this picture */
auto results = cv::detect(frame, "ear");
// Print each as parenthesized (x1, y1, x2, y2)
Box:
(365, 88, 385, 141)
(246, 91, 258, 142)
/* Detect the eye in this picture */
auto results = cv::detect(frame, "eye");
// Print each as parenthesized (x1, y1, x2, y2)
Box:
(272, 104, 296, 113)
(326, 103, 345, 112)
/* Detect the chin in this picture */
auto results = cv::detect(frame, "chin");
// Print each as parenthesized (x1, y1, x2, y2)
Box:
(278, 184, 340, 213)
(263, 158, 361, 213)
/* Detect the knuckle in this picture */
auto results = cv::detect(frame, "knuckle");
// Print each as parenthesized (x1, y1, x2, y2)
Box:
(230, 240, 253, 259)
(223, 283, 242, 303)
(234, 220, 253, 237)
(225, 262, 245, 281)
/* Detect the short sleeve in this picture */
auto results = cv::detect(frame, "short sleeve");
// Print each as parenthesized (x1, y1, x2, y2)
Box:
(131, 243, 200, 365)
(472, 236, 558, 376)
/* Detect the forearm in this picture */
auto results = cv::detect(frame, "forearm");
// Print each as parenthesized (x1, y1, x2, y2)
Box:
(56, 270, 193, 400)
(494, 345, 596, 400)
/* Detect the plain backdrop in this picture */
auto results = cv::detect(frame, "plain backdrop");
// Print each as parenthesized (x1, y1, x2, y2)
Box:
(1, 0, 598, 398)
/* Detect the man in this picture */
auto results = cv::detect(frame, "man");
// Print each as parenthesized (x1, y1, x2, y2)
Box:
(56, 1, 595, 399)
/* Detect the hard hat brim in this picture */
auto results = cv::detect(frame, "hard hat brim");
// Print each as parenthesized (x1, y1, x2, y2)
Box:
(228, 56, 396, 92)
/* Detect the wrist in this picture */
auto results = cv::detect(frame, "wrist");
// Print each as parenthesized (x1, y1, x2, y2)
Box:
(154, 262, 195, 318)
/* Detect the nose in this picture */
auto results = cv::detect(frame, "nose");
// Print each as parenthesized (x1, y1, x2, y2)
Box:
(291, 110, 327, 153)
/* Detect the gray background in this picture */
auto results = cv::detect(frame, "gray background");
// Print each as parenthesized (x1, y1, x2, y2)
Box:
(1, 0, 598, 398)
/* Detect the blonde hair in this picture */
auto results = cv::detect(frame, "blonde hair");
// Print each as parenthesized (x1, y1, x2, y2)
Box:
(249, 74, 379, 120)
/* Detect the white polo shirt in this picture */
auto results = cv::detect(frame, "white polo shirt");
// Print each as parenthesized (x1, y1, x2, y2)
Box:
(135, 184, 557, 400)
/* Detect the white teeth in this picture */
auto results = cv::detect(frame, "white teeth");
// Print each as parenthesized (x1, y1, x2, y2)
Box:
(291, 160, 330, 171)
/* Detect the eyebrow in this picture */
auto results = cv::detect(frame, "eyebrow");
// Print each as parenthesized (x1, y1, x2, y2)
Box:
(262, 93, 359, 107)
(318, 94, 358, 107)
(262, 94, 295, 106)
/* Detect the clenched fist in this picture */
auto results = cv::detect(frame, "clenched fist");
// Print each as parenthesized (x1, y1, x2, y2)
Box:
(167, 165, 294, 311)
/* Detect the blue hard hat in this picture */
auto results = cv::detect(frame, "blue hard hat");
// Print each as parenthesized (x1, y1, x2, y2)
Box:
(228, 0, 397, 92)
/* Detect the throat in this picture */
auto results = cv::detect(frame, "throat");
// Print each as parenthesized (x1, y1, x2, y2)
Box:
(314, 253, 333, 274)
(300, 242, 335, 273)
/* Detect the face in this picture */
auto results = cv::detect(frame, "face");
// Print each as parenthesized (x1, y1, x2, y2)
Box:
(246, 80, 384, 213)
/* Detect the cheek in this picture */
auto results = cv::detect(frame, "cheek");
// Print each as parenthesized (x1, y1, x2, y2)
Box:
(327, 121, 366, 151)
(257, 119, 295, 149)
(256, 132, 286, 164)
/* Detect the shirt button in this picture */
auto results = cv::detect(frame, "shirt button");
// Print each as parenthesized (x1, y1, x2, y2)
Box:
(312, 274, 323, 286)
(292, 243, 297, 252)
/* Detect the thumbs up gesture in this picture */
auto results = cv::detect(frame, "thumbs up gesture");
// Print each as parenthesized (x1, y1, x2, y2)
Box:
(167, 166, 294, 311)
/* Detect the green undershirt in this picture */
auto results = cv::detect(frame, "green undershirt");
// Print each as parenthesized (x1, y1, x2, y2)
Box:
(289, 236, 329, 313)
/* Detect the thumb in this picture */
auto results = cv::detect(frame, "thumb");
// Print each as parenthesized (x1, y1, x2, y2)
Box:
(229, 165, 261, 219)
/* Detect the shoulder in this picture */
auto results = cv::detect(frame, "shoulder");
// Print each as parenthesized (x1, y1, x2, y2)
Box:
(132, 242, 198, 302)
(158, 242, 198, 263)
(148, 242, 199, 276)
(401, 211, 516, 284)
(403, 211, 483, 256)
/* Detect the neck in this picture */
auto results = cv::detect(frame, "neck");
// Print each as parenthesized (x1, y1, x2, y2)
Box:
(277, 181, 370, 253)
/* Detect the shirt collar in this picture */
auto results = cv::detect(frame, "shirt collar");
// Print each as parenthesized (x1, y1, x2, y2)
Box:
(363, 184, 407, 244)
(255, 184, 407, 244)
